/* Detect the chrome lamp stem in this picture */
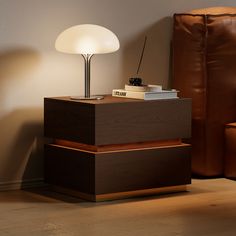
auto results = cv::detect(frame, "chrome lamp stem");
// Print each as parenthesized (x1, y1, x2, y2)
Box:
(83, 54, 93, 98)
(70, 54, 103, 100)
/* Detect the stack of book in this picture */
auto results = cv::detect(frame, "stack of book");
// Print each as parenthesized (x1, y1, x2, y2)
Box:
(112, 84, 179, 100)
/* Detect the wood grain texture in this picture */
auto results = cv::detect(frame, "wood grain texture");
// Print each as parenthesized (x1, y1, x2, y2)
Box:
(95, 97, 191, 145)
(44, 143, 191, 196)
(95, 145, 191, 194)
(44, 96, 191, 145)
(51, 95, 142, 104)
(44, 144, 95, 194)
(44, 98, 95, 144)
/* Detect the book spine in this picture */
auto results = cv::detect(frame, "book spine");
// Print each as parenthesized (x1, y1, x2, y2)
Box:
(112, 90, 144, 99)
(112, 89, 178, 100)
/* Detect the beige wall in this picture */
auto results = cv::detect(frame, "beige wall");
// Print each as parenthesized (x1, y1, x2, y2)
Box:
(0, 0, 235, 188)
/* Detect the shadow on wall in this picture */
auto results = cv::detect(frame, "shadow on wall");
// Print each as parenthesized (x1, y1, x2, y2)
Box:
(121, 17, 173, 89)
(0, 48, 41, 108)
(0, 49, 44, 185)
(0, 108, 44, 183)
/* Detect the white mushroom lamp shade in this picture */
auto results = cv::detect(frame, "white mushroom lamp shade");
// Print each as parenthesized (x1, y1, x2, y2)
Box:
(55, 24, 120, 100)
(55, 24, 120, 54)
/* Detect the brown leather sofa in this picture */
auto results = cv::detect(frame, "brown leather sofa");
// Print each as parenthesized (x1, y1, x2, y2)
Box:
(172, 7, 236, 177)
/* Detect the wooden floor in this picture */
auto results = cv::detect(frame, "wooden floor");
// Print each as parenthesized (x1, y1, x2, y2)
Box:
(1, 179, 236, 235)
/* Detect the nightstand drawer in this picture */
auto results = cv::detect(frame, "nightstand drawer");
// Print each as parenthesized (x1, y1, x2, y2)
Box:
(44, 96, 191, 145)
(45, 143, 191, 200)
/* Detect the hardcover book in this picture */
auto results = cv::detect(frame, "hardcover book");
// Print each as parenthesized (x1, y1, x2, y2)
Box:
(112, 89, 179, 100)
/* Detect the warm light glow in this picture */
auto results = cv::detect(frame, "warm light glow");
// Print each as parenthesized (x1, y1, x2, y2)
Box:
(55, 24, 120, 54)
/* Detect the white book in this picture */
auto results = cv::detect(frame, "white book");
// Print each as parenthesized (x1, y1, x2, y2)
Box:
(112, 89, 179, 100)
(125, 84, 148, 92)
(125, 84, 163, 92)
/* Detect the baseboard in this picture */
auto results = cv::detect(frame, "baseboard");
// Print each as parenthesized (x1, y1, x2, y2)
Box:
(0, 178, 46, 191)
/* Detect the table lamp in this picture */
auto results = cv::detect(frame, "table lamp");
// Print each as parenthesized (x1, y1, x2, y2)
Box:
(55, 24, 120, 100)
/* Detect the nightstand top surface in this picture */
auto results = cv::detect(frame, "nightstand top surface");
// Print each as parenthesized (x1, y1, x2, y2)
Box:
(45, 95, 187, 105)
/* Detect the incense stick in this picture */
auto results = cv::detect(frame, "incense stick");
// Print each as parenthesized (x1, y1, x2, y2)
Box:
(136, 36, 147, 75)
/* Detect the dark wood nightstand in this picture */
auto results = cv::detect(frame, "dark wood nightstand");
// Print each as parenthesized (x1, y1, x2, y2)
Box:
(44, 95, 192, 201)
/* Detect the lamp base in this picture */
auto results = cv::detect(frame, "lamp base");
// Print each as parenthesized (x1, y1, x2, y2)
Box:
(70, 95, 104, 100)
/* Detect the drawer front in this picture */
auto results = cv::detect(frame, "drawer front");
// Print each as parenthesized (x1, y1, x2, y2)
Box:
(95, 144, 191, 194)
(45, 144, 191, 195)
(44, 98, 95, 144)
(44, 98, 191, 145)
(45, 144, 95, 194)
(95, 99, 191, 145)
